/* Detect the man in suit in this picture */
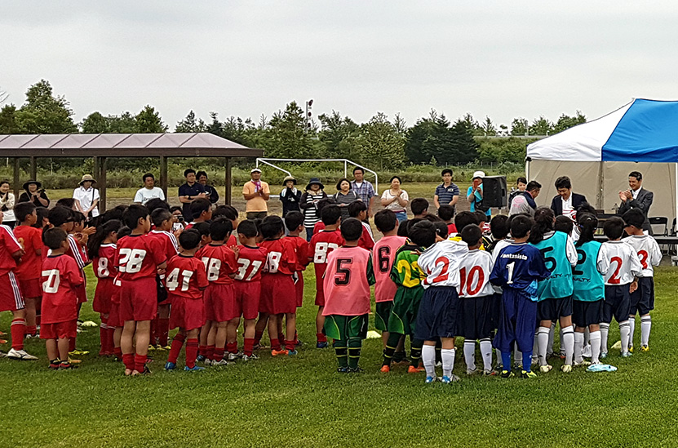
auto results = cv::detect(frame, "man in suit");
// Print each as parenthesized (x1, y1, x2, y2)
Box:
(550, 176, 587, 221)
(618, 171, 653, 233)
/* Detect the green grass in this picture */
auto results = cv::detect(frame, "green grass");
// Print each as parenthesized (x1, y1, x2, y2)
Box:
(3, 267, 678, 447)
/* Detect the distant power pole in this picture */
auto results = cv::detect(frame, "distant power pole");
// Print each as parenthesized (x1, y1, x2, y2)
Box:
(305, 99, 313, 132)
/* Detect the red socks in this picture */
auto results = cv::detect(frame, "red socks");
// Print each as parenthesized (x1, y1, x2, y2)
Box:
(122, 353, 134, 371)
(26, 325, 37, 337)
(10, 318, 25, 350)
(254, 330, 263, 345)
(150, 316, 159, 345)
(213, 348, 224, 362)
(278, 333, 285, 346)
(198, 345, 207, 357)
(270, 338, 281, 351)
(285, 340, 295, 351)
(114, 347, 123, 360)
(244, 338, 254, 356)
(206, 345, 215, 360)
(69, 335, 76, 352)
(316, 332, 327, 343)
(158, 318, 170, 347)
(134, 354, 146, 372)
(186, 338, 198, 368)
(168, 333, 186, 364)
(226, 342, 238, 354)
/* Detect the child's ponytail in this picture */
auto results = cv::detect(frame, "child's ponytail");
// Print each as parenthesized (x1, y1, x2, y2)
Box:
(87, 219, 122, 260)
(528, 207, 555, 244)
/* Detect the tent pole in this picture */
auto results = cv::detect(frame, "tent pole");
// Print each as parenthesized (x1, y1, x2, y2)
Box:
(597, 161, 604, 210)
(13, 158, 20, 199)
(100, 157, 107, 213)
(224, 157, 232, 206)
(525, 159, 530, 180)
(160, 156, 168, 201)
(30, 156, 37, 180)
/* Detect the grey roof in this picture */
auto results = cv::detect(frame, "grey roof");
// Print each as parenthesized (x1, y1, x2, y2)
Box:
(0, 133, 263, 157)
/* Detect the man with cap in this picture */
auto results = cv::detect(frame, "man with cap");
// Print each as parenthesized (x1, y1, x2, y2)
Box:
(279, 175, 301, 217)
(243, 168, 270, 220)
(19, 180, 49, 207)
(73, 174, 100, 219)
(179, 168, 207, 222)
(467, 170, 491, 218)
(300, 178, 327, 241)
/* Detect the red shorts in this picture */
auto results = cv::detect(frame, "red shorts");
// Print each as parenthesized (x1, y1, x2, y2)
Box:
(41, 319, 77, 339)
(169, 296, 205, 331)
(204, 283, 237, 322)
(75, 283, 87, 304)
(260, 274, 296, 315)
(0, 272, 24, 313)
(108, 302, 123, 327)
(235, 281, 260, 320)
(19, 278, 41, 299)
(119, 277, 157, 322)
(295, 273, 304, 307)
(93, 278, 115, 314)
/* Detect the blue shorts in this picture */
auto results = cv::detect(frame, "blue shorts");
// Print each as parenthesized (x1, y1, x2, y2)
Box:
(493, 288, 537, 353)
(573, 300, 603, 328)
(603, 285, 630, 324)
(456, 295, 494, 340)
(629, 277, 654, 316)
(414, 286, 459, 341)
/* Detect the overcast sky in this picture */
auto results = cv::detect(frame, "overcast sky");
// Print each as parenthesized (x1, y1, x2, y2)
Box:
(3, 1, 677, 129)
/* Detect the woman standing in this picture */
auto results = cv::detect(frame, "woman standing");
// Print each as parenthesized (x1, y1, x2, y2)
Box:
(0, 181, 16, 228)
(300, 178, 327, 241)
(73, 174, 100, 221)
(333, 178, 360, 220)
(19, 180, 50, 208)
(279, 175, 302, 217)
(381, 176, 409, 223)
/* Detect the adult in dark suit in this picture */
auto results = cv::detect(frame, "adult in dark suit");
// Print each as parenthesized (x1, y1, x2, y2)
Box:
(550, 176, 587, 220)
(618, 171, 653, 233)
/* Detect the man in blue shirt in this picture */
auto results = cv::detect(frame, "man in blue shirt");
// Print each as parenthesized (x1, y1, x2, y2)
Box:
(178, 169, 206, 221)
(351, 167, 375, 218)
(433, 169, 460, 214)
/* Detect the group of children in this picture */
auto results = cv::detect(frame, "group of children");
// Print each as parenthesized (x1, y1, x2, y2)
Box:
(0, 191, 660, 381)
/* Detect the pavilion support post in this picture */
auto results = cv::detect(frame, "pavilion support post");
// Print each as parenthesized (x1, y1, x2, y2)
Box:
(93, 156, 99, 182)
(99, 157, 107, 213)
(13, 158, 20, 199)
(160, 156, 168, 201)
(29, 156, 37, 181)
(224, 157, 232, 205)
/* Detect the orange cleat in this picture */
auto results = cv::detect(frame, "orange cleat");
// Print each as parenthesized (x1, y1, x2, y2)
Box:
(271, 349, 289, 356)
(380, 365, 390, 373)
(407, 366, 425, 373)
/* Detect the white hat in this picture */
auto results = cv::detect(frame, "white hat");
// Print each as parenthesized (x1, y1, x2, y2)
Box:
(472, 170, 485, 179)
(251, 168, 262, 173)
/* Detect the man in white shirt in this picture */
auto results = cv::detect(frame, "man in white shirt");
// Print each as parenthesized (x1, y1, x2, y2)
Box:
(73, 174, 100, 218)
(134, 173, 166, 205)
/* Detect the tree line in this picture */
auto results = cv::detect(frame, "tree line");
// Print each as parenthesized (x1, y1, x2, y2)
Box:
(0, 80, 587, 170)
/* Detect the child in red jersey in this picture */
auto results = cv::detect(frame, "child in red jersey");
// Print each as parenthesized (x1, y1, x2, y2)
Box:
(41, 228, 84, 369)
(13, 202, 42, 338)
(88, 219, 122, 356)
(148, 208, 180, 350)
(259, 215, 298, 356)
(308, 205, 344, 348)
(212, 205, 239, 246)
(108, 225, 132, 361)
(68, 211, 93, 355)
(186, 198, 213, 229)
(196, 218, 239, 365)
(235, 220, 268, 359)
(117, 205, 168, 376)
(164, 230, 209, 371)
(284, 211, 310, 346)
(348, 201, 375, 251)
(323, 218, 375, 372)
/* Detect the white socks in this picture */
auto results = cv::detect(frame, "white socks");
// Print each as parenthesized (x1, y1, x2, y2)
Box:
(479, 338, 493, 371)
(562, 325, 575, 366)
(463, 341, 475, 372)
(620, 320, 631, 353)
(629, 316, 636, 349)
(422, 344, 436, 378)
(600, 323, 610, 354)
(537, 326, 550, 366)
(589, 330, 601, 364)
(574, 332, 584, 364)
(641, 315, 652, 347)
(547, 322, 556, 355)
(441, 348, 455, 377)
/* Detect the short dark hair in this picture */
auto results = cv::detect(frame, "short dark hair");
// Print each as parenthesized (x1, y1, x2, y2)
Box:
(622, 208, 645, 229)
(390, 175, 401, 184)
(123, 204, 149, 230)
(142, 173, 154, 182)
(117, 226, 132, 239)
(145, 198, 170, 213)
(454, 211, 477, 233)
(209, 217, 233, 241)
(408, 220, 437, 248)
(352, 167, 364, 175)
(555, 176, 571, 190)
(14, 202, 36, 223)
(43, 227, 68, 250)
(374, 210, 397, 233)
(284, 211, 304, 231)
(410, 198, 429, 216)
(260, 215, 284, 239)
(150, 208, 172, 228)
(192, 221, 210, 237)
(184, 169, 196, 178)
(340, 218, 363, 241)
(603, 216, 625, 240)
(433, 221, 449, 239)
(510, 214, 534, 239)
(517, 177, 527, 185)
(321, 205, 342, 226)
(170, 206, 182, 214)
(490, 215, 510, 240)
(237, 219, 259, 239)
(48, 206, 73, 228)
(72, 211, 86, 225)
(554, 215, 574, 234)
(405, 218, 424, 237)
(316, 197, 336, 215)
(56, 198, 76, 209)
(474, 211, 487, 224)
(336, 178, 351, 191)
(441, 169, 453, 177)
(348, 200, 367, 218)
(629, 171, 642, 181)
(179, 229, 201, 250)
(196, 170, 208, 179)
(437, 205, 454, 222)
(190, 198, 211, 218)
(526, 180, 541, 192)
(577, 202, 597, 217)
(461, 224, 483, 247)
(213, 205, 238, 221)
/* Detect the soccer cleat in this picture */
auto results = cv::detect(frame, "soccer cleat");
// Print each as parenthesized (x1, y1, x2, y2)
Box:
(483, 369, 497, 376)
(49, 359, 61, 370)
(7, 348, 38, 361)
(435, 361, 442, 368)
(184, 365, 205, 372)
(621, 351, 633, 358)
(67, 357, 82, 364)
(347, 367, 364, 373)
(0, 339, 7, 344)
(425, 375, 437, 383)
(241, 354, 259, 361)
(539, 364, 553, 373)
(561, 364, 572, 373)
(641, 345, 649, 352)
(628, 345, 634, 353)
(582, 344, 592, 358)
(407, 366, 425, 373)
(600, 352, 608, 359)
(380, 365, 391, 373)
(211, 359, 233, 367)
(154, 345, 166, 351)
(295, 339, 303, 347)
(59, 362, 77, 370)
(466, 367, 478, 376)
(574, 360, 591, 367)
(0, 350, 7, 358)
(204, 359, 213, 366)
(252, 343, 262, 350)
(227, 352, 239, 362)
(164, 361, 176, 371)
(337, 366, 349, 373)
(196, 354, 205, 363)
(148, 345, 155, 351)
(69, 349, 89, 356)
(500, 370, 515, 378)
(271, 349, 289, 356)
(521, 370, 537, 379)
(441, 374, 461, 383)
(163, 345, 171, 351)
(288, 349, 298, 356)
(316, 341, 329, 349)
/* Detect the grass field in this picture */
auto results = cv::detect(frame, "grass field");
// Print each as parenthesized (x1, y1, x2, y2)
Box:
(2, 263, 678, 448)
